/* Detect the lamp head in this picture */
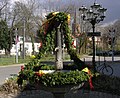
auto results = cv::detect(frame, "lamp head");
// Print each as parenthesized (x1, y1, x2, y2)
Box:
(91, 3, 101, 10)
(79, 3, 107, 23)
(98, 7, 107, 13)
(100, 16, 106, 21)
(79, 5, 87, 13)
(86, 9, 94, 19)
(98, 7, 107, 21)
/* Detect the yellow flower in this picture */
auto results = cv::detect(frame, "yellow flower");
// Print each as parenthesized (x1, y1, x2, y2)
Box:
(67, 14, 70, 19)
(30, 55, 36, 59)
(39, 70, 43, 74)
(38, 70, 44, 77)
(82, 67, 89, 73)
(67, 14, 70, 24)
(52, 12, 59, 15)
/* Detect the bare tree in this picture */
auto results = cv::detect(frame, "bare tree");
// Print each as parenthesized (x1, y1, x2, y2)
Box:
(97, 19, 120, 51)
(0, 0, 9, 17)
(10, 0, 43, 55)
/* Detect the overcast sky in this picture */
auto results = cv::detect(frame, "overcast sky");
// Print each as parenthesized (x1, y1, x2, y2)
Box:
(11, 0, 120, 23)
(57, 0, 120, 23)
(79, 0, 120, 23)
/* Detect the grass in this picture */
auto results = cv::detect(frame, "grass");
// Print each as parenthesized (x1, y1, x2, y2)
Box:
(0, 53, 71, 66)
(0, 56, 31, 66)
(0, 52, 86, 66)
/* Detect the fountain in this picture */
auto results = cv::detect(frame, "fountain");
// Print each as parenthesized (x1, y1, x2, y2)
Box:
(17, 12, 91, 98)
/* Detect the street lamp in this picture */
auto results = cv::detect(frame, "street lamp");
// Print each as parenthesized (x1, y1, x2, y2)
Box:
(109, 29, 116, 62)
(15, 28, 19, 63)
(22, 18, 26, 59)
(79, 3, 107, 72)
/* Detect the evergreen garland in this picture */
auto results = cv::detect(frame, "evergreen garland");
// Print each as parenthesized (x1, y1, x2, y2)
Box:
(17, 12, 91, 86)
(37, 12, 87, 70)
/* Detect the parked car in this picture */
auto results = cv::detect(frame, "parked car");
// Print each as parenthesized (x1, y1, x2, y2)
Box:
(89, 50, 120, 56)
(107, 50, 120, 56)
(96, 51, 109, 56)
(89, 51, 109, 56)
(107, 50, 114, 56)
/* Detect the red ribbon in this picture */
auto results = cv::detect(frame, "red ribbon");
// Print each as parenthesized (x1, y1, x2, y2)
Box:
(88, 70, 94, 90)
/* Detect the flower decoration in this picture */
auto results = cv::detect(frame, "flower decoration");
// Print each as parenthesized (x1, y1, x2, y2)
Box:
(35, 70, 55, 77)
(82, 67, 89, 73)
(67, 14, 70, 24)
(35, 70, 44, 77)
(82, 67, 94, 90)
(21, 65, 24, 71)
(30, 55, 36, 59)
(52, 12, 59, 15)
(17, 12, 92, 88)
(39, 42, 42, 48)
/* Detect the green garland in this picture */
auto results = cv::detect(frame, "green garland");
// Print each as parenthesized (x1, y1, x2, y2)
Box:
(17, 12, 90, 86)
(39, 70, 89, 87)
(37, 12, 87, 70)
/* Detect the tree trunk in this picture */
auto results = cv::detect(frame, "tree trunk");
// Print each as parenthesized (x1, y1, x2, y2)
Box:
(5, 49, 10, 55)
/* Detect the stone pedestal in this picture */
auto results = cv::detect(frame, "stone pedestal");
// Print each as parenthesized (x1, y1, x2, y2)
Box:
(36, 83, 84, 98)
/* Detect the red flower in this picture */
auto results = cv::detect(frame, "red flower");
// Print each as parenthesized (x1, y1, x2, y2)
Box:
(71, 41, 76, 48)
(35, 72, 40, 76)
(39, 42, 42, 48)
(44, 31, 46, 35)
(21, 65, 24, 71)
(35, 72, 44, 77)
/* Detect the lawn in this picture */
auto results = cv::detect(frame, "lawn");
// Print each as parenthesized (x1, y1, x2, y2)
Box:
(0, 56, 30, 66)
(0, 53, 71, 66)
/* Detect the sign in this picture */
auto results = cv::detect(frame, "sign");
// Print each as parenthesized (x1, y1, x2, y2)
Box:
(87, 32, 101, 37)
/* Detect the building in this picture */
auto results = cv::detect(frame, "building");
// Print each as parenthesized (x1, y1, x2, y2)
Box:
(11, 36, 40, 56)
(0, 36, 40, 56)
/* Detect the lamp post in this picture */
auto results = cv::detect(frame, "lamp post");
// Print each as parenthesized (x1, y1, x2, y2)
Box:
(22, 18, 26, 59)
(15, 28, 18, 63)
(79, 3, 107, 72)
(109, 29, 115, 62)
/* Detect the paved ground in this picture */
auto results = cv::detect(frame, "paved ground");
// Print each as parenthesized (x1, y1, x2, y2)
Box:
(0, 89, 120, 98)
(0, 64, 23, 85)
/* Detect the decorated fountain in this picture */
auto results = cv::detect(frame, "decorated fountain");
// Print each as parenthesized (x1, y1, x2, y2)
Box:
(17, 12, 93, 98)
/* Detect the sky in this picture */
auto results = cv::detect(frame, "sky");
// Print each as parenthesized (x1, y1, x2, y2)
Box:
(49, 0, 120, 23)
(11, 0, 120, 23)
(44, 0, 120, 23)
(10, 0, 19, 4)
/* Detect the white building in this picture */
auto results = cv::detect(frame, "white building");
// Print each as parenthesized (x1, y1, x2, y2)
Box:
(10, 42, 40, 56)
(11, 36, 40, 56)
(0, 36, 40, 56)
